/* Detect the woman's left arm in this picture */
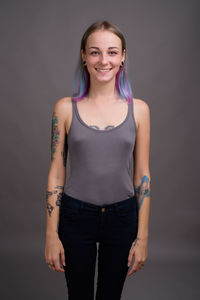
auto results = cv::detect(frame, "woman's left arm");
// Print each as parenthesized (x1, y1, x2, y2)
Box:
(127, 99, 151, 276)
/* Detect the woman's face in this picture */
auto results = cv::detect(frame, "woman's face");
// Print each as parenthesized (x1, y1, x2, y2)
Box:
(81, 30, 125, 83)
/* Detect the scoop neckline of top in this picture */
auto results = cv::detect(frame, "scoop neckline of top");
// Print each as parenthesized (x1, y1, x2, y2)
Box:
(73, 98, 130, 133)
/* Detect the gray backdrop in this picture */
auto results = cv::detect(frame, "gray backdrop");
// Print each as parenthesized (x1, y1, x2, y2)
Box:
(1, 0, 199, 299)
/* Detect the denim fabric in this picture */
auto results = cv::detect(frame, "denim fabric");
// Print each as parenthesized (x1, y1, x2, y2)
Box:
(58, 193, 138, 300)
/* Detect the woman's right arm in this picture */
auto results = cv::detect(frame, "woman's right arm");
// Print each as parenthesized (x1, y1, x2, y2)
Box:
(45, 97, 69, 272)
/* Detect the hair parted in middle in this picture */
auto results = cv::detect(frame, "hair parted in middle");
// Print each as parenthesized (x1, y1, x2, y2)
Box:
(72, 20, 134, 104)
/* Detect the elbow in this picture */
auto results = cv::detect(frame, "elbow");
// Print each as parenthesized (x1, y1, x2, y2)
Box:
(48, 164, 66, 182)
(134, 172, 151, 187)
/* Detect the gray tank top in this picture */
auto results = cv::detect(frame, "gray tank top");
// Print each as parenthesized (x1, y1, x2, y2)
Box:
(64, 98, 137, 205)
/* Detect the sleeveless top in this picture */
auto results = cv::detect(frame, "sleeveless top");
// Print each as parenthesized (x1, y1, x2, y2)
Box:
(64, 97, 137, 205)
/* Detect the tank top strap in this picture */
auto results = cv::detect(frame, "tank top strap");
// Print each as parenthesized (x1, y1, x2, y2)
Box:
(71, 97, 76, 110)
(129, 97, 136, 128)
(71, 97, 78, 122)
(126, 97, 131, 121)
(72, 97, 84, 125)
(128, 97, 133, 116)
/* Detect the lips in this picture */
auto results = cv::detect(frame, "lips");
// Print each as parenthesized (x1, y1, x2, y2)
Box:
(95, 68, 112, 72)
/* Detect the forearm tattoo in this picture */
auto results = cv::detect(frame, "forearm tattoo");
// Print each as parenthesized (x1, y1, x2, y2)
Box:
(135, 175, 150, 211)
(51, 112, 60, 161)
(46, 185, 64, 216)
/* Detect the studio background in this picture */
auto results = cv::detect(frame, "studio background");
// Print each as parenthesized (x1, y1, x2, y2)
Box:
(1, 0, 199, 299)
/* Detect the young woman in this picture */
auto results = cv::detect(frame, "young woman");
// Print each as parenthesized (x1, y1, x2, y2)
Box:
(45, 20, 151, 300)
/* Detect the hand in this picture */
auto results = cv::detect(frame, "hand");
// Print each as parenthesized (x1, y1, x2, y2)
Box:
(127, 237, 148, 276)
(45, 232, 66, 272)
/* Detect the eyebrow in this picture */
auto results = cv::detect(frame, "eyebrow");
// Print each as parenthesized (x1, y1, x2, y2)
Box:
(89, 46, 119, 50)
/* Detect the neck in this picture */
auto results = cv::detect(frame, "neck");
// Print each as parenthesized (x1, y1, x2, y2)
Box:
(87, 77, 119, 103)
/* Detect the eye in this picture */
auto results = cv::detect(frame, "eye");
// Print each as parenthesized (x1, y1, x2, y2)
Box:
(109, 51, 117, 55)
(91, 51, 99, 55)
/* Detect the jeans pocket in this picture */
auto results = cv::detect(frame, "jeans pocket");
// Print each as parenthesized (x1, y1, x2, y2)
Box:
(118, 212, 137, 225)
(116, 205, 138, 225)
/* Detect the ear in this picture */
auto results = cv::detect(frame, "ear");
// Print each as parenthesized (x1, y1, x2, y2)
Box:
(122, 49, 126, 62)
(81, 49, 86, 62)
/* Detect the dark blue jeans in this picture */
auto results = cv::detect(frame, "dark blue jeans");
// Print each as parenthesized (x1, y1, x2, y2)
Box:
(58, 193, 138, 300)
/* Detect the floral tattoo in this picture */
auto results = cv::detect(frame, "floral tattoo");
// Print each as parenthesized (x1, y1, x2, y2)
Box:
(51, 112, 60, 161)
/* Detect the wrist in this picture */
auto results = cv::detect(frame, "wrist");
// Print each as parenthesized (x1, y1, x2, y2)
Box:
(137, 229, 149, 239)
(46, 230, 59, 238)
(136, 234, 149, 240)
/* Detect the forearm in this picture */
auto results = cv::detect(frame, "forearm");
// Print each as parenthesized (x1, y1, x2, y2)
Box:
(45, 174, 65, 237)
(134, 175, 151, 240)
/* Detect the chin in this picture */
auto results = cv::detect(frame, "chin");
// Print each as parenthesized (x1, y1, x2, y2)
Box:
(95, 76, 115, 83)
(90, 70, 118, 82)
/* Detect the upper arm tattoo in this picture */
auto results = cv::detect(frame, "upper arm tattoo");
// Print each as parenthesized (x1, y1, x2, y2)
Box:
(135, 175, 151, 211)
(51, 112, 60, 161)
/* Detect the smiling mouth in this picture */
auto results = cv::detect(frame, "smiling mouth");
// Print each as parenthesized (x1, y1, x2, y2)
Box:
(95, 68, 112, 72)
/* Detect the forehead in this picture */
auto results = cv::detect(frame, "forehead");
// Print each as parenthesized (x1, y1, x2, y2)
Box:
(86, 30, 121, 50)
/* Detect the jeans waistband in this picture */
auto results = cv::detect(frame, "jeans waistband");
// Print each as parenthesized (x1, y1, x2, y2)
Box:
(61, 193, 136, 213)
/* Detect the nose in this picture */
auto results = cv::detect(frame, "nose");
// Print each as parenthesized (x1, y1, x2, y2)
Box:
(99, 53, 108, 65)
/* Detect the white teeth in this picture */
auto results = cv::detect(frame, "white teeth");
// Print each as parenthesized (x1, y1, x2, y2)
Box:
(96, 68, 111, 72)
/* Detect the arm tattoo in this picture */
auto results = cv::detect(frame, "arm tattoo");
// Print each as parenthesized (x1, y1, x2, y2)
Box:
(56, 192, 63, 206)
(135, 175, 151, 211)
(46, 202, 54, 216)
(46, 185, 64, 216)
(51, 112, 60, 161)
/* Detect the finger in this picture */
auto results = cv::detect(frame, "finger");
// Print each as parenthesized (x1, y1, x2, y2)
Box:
(48, 263, 56, 271)
(49, 265, 55, 271)
(127, 254, 133, 267)
(56, 256, 65, 272)
(46, 261, 53, 269)
(139, 263, 145, 270)
(127, 250, 135, 267)
(129, 261, 144, 274)
(128, 261, 139, 276)
(58, 258, 65, 272)
(47, 259, 57, 272)
(60, 249, 66, 267)
(54, 258, 65, 272)
(51, 265, 56, 271)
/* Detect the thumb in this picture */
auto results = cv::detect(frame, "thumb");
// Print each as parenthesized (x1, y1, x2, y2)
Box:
(127, 249, 135, 267)
(60, 248, 66, 266)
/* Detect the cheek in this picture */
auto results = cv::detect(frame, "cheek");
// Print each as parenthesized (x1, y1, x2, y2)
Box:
(111, 57, 121, 66)
(87, 57, 98, 66)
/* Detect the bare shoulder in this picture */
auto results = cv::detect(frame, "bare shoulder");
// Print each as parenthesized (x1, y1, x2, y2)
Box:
(53, 97, 72, 118)
(133, 98, 150, 128)
(134, 98, 150, 113)
(53, 97, 73, 134)
(54, 96, 72, 111)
